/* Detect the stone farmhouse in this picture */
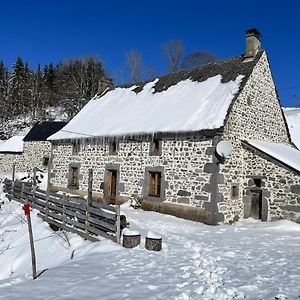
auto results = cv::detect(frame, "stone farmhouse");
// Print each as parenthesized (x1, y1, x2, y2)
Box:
(48, 29, 300, 224)
(0, 121, 67, 174)
(0, 135, 24, 173)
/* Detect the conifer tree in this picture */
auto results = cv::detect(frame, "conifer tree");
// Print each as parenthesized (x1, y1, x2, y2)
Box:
(0, 61, 9, 120)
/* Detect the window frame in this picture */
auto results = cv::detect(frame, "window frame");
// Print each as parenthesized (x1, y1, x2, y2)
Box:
(42, 156, 49, 167)
(148, 171, 162, 197)
(149, 138, 162, 156)
(231, 183, 239, 199)
(69, 166, 79, 189)
(72, 142, 80, 155)
(109, 140, 119, 155)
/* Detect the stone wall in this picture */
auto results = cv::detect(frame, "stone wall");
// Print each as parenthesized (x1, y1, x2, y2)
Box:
(0, 141, 51, 173)
(51, 135, 215, 220)
(218, 51, 297, 222)
(243, 146, 300, 223)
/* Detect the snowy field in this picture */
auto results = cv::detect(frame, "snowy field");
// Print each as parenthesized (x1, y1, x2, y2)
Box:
(0, 174, 300, 299)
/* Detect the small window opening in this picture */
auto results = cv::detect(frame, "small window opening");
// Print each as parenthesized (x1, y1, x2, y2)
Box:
(69, 166, 79, 189)
(231, 184, 239, 199)
(42, 156, 49, 167)
(109, 140, 118, 155)
(253, 178, 261, 187)
(149, 171, 161, 197)
(72, 142, 80, 155)
(150, 138, 161, 156)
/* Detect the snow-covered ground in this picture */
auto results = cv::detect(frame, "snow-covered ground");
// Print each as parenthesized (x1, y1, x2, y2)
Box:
(0, 174, 299, 299)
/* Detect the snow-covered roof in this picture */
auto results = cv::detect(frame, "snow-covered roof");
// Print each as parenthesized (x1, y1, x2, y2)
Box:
(48, 52, 263, 141)
(0, 136, 24, 153)
(283, 107, 300, 149)
(245, 140, 300, 173)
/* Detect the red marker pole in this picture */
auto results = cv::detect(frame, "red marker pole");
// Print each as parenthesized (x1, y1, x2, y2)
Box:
(23, 198, 37, 279)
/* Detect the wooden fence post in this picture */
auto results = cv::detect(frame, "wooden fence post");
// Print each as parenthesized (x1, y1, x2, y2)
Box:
(12, 163, 15, 182)
(116, 204, 121, 244)
(22, 183, 37, 279)
(33, 167, 37, 188)
(85, 169, 93, 234)
(87, 169, 93, 204)
(62, 193, 66, 227)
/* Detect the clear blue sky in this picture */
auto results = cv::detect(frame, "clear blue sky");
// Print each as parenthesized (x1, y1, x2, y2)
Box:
(1, 0, 300, 106)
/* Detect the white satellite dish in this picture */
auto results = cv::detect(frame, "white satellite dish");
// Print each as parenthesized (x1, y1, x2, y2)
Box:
(216, 140, 233, 157)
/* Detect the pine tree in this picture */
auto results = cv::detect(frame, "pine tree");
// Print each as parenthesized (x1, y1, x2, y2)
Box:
(0, 61, 9, 121)
(8, 57, 25, 117)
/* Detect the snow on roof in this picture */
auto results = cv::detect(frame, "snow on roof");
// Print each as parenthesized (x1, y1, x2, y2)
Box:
(49, 75, 244, 140)
(283, 107, 300, 149)
(246, 140, 300, 173)
(0, 136, 24, 153)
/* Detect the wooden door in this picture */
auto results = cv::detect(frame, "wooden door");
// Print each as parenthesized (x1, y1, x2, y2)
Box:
(251, 191, 262, 219)
(107, 170, 117, 204)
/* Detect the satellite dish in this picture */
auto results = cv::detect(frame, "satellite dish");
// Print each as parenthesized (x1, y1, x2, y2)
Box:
(216, 140, 233, 157)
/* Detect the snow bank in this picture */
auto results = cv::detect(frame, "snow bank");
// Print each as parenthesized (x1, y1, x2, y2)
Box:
(48, 75, 244, 140)
(0, 136, 24, 153)
(283, 107, 300, 149)
(247, 139, 300, 172)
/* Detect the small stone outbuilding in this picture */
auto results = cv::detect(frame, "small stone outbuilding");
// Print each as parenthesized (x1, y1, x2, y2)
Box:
(48, 29, 300, 224)
(0, 121, 67, 174)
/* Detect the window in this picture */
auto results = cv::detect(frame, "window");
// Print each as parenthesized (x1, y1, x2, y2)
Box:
(109, 140, 118, 155)
(253, 178, 262, 187)
(69, 166, 79, 189)
(72, 142, 80, 155)
(149, 171, 161, 197)
(42, 156, 49, 167)
(150, 138, 161, 156)
(231, 184, 239, 199)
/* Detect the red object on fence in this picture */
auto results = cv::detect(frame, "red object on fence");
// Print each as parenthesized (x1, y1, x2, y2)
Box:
(23, 203, 30, 216)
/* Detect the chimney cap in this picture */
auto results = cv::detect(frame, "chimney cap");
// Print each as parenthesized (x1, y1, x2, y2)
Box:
(246, 28, 262, 40)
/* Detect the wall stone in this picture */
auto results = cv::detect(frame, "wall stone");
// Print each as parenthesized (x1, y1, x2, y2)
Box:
(243, 147, 300, 223)
(219, 51, 298, 223)
(51, 136, 214, 211)
(0, 141, 51, 173)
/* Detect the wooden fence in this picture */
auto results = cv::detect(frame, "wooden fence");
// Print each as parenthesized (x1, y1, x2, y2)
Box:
(3, 178, 122, 243)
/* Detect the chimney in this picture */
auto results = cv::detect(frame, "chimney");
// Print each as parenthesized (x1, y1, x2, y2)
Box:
(244, 28, 261, 59)
(97, 77, 114, 96)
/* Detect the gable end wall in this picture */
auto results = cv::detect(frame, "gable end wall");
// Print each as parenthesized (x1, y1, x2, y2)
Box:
(217, 51, 296, 222)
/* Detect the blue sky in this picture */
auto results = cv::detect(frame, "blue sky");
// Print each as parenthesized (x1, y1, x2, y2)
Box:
(1, 0, 300, 106)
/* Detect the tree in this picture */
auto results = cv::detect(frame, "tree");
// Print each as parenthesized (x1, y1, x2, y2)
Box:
(181, 51, 217, 70)
(8, 57, 26, 117)
(126, 50, 142, 83)
(56, 56, 106, 117)
(0, 61, 9, 120)
(162, 39, 184, 73)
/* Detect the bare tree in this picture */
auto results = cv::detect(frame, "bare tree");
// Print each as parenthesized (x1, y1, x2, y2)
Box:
(162, 39, 184, 73)
(126, 50, 142, 83)
(146, 66, 156, 80)
(181, 51, 218, 70)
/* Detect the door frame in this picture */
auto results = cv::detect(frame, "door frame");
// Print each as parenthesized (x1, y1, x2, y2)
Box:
(103, 163, 121, 205)
(243, 176, 268, 221)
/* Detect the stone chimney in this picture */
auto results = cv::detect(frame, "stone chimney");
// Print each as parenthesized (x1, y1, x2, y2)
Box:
(244, 28, 261, 59)
(97, 77, 114, 96)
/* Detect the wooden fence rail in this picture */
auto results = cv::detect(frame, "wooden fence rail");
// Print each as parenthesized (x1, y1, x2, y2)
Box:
(3, 178, 122, 243)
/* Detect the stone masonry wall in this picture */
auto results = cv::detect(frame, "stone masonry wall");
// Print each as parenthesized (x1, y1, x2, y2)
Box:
(51, 136, 214, 210)
(0, 141, 51, 173)
(243, 147, 300, 223)
(219, 51, 296, 222)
